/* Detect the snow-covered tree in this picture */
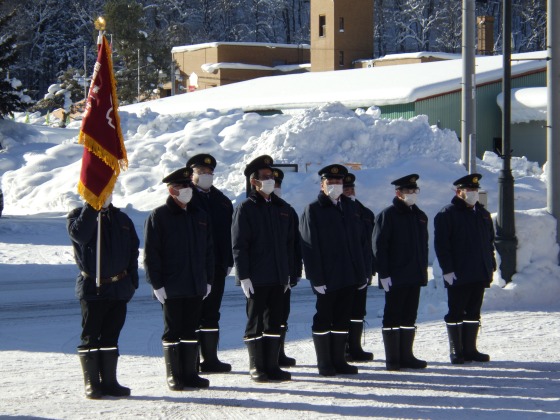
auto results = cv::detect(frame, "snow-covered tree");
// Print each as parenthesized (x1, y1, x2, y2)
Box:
(0, 4, 25, 118)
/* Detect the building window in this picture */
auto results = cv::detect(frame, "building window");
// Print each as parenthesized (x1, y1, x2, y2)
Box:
(319, 15, 326, 37)
(339, 51, 344, 66)
(339, 17, 344, 32)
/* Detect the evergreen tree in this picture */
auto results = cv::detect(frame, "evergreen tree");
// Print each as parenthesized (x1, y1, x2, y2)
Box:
(0, 4, 24, 118)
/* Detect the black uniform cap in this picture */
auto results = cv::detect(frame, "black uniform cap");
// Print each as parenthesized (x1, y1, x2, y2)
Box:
(343, 173, 356, 187)
(272, 168, 284, 184)
(244, 155, 274, 177)
(186, 153, 217, 170)
(318, 164, 348, 179)
(162, 167, 193, 184)
(453, 173, 482, 189)
(391, 174, 419, 189)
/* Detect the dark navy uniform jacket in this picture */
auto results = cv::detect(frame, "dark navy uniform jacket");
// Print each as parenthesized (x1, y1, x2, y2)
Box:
(299, 193, 369, 292)
(231, 191, 295, 287)
(144, 196, 214, 298)
(190, 186, 234, 270)
(356, 198, 376, 277)
(434, 196, 496, 287)
(372, 197, 428, 288)
(68, 204, 139, 302)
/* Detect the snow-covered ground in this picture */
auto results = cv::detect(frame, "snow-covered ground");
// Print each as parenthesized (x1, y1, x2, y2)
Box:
(0, 78, 559, 418)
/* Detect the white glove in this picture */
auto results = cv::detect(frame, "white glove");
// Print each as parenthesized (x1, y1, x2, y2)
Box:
(314, 285, 327, 295)
(227, 267, 232, 276)
(380, 277, 392, 292)
(153, 287, 167, 304)
(203, 284, 212, 300)
(240, 278, 254, 298)
(284, 284, 291, 293)
(443, 272, 457, 286)
(102, 193, 112, 209)
(358, 282, 368, 290)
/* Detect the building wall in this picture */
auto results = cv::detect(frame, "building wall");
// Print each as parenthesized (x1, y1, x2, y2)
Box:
(311, 0, 373, 72)
(380, 70, 546, 160)
(172, 44, 310, 91)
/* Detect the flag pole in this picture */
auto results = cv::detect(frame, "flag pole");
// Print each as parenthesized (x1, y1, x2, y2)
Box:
(94, 19, 105, 294)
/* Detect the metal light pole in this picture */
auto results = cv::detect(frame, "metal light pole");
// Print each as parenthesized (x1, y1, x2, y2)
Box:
(495, 0, 517, 283)
(137, 49, 140, 103)
(461, 0, 476, 170)
(547, 0, 560, 257)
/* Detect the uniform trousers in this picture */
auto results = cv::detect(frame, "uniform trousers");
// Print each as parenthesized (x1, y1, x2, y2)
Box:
(281, 288, 291, 326)
(162, 297, 203, 342)
(382, 285, 421, 328)
(200, 265, 227, 329)
(79, 299, 127, 350)
(244, 284, 284, 338)
(350, 286, 368, 320)
(312, 285, 354, 333)
(444, 283, 485, 323)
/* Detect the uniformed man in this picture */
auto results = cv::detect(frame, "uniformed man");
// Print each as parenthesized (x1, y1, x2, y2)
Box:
(186, 153, 233, 373)
(272, 167, 302, 367)
(342, 173, 375, 362)
(434, 173, 495, 364)
(300, 164, 369, 376)
(68, 194, 139, 399)
(144, 167, 214, 390)
(372, 174, 428, 371)
(232, 155, 295, 382)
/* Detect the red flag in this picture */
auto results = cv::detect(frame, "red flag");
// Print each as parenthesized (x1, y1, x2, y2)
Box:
(77, 35, 127, 210)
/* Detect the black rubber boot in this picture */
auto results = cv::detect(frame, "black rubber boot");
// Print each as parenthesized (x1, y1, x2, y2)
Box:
(312, 332, 336, 376)
(399, 327, 427, 369)
(463, 320, 490, 362)
(263, 334, 291, 381)
(446, 323, 465, 365)
(245, 337, 268, 382)
(331, 331, 358, 374)
(199, 329, 232, 373)
(382, 328, 400, 371)
(99, 348, 131, 396)
(347, 320, 373, 362)
(163, 342, 183, 391)
(278, 325, 296, 367)
(78, 349, 103, 399)
(180, 341, 210, 388)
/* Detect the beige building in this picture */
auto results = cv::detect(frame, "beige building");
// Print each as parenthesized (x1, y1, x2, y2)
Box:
(170, 42, 310, 93)
(310, 0, 374, 72)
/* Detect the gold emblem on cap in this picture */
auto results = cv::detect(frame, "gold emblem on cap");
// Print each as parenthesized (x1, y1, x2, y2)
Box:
(264, 158, 271, 164)
(273, 170, 279, 177)
(184, 170, 190, 177)
(331, 167, 339, 174)
(204, 157, 211, 164)
(473, 177, 479, 183)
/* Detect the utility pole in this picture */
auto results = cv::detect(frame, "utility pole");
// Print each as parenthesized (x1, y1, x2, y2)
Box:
(461, 0, 476, 170)
(84, 45, 87, 101)
(547, 0, 560, 257)
(495, 0, 517, 283)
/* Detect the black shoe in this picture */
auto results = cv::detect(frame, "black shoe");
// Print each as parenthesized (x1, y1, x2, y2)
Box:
(99, 348, 131, 396)
(446, 323, 465, 365)
(263, 334, 291, 381)
(463, 321, 490, 362)
(382, 328, 401, 371)
(347, 320, 373, 362)
(399, 327, 427, 369)
(313, 333, 336, 376)
(245, 337, 269, 382)
(331, 332, 358, 375)
(78, 349, 103, 399)
(199, 329, 232, 373)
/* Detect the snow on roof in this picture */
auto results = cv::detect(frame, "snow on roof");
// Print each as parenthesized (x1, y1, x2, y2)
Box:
(374, 51, 462, 61)
(201, 62, 310, 73)
(123, 51, 547, 115)
(497, 87, 547, 123)
(172, 42, 310, 53)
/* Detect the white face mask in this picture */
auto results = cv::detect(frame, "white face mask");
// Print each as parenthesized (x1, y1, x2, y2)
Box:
(348, 195, 356, 201)
(326, 184, 343, 200)
(195, 173, 213, 190)
(273, 187, 282, 198)
(402, 193, 417, 206)
(175, 187, 193, 204)
(463, 190, 479, 206)
(259, 179, 275, 195)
